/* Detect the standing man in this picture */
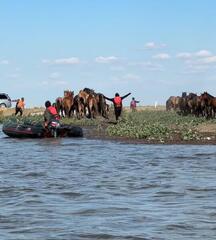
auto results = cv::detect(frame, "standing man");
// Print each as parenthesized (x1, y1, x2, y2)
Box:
(15, 97, 25, 116)
(104, 92, 131, 121)
(130, 97, 139, 111)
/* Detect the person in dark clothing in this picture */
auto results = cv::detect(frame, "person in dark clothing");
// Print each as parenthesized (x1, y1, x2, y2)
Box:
(104, 92, 131, 121)
(15, 97, 25, 116)
(44, 100, 60, 127)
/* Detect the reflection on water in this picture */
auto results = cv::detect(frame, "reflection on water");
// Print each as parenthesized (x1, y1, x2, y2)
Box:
(0, 127, 216, 239)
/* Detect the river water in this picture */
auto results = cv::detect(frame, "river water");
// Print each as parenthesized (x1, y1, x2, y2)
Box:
(0, 126, 216, 240)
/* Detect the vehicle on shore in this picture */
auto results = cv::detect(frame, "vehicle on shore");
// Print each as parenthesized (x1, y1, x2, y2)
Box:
(0, 93, 12, 108)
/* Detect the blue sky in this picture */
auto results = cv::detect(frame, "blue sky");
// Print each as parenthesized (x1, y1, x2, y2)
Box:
(1, 0, 216, 107)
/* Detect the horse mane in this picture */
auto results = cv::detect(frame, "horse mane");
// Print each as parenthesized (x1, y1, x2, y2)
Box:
(187, 92, 197, 99)
(202, 91, 215, 99)
(64, 90, 74, 97)
(83, 88, 96, 95)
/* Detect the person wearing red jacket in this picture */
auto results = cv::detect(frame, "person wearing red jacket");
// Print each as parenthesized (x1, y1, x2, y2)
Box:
(104, 92, 131, 121)
(44, 100, 60, 127)
(130, 97, 140, 111)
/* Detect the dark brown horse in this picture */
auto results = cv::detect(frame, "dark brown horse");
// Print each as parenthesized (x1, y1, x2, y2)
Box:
(82, 88, 108, 118)
(71, 95, 85, 119)
(200, 92, 216, 118)
(93, 93, 109, 119)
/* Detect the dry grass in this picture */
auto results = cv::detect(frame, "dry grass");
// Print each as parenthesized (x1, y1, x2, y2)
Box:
(124, 105, 166, 112)
(0, 107, 44, 117)
(0, 105, 166, 117)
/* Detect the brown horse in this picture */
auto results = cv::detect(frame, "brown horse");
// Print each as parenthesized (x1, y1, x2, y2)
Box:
(71, 95, 85, 119)
(87, 93, 98, 119)
(166, 96, 180, 111)
(63, 90, 74, 117)
(200, 92, 216, 118)
(78, 90, 89, 117)
(81, 88, 108, 118)
(186, 93, 203, 116)
(96, 93, 109, 119)
(55, 97, 64, 117)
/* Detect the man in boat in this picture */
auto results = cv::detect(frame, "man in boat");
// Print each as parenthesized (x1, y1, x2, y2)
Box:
(44, 100, 60, 127)
(15, 97, 25, 116)
(104, 92, 131, 121)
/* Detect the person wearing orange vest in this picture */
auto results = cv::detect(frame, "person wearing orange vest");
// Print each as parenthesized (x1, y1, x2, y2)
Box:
(15, 97, 25, 116)
(104, 92, 131, 121)
(44, 100, 60, 127)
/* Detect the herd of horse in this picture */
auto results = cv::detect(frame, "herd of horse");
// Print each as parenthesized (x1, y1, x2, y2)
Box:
(55, 88, 109, 119)
(55, 89, 216, 120)
(166, 91, 216, 118)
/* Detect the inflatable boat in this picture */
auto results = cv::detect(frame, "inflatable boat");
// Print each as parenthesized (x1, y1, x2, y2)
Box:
(2, 123, 83, 138)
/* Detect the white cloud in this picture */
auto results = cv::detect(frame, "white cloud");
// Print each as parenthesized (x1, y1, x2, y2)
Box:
(49, 72, 60, 79)
(177, 50, 212, 60)
(0, 59, 9, 65)
(6, 73, 19, 79)
(200, 56, 216, 64)
(110, 66, 125, 71)
(184, 64, 210, 74)
(176, 49, 216, 73)
(95, 56, 119, 63)
(42, 59, 50, 64)
(195, 50, 212, 57)
(41, 81, 49, 85)
(130, 61, 163, 71)
(55, 58, 80, 64)
(42, 57, 80, 65)
(185, 55, 216, 65)
(40, 79, 67, 86)
(144, 42, 166, 50)
(152, 53, 171, 60)
(112, 73, 141, 83)
(176, 52, 192, 59)
(122, 74, 140, 81)
(54, 80, 67, 85)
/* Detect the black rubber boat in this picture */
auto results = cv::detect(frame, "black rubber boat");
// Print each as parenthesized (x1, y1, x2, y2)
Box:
(2, 123, 83, 138)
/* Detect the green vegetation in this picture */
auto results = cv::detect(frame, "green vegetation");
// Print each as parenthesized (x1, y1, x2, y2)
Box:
(0, 114, 101, 126)
(106, 110, 216, 142)
(0, 115, 44, 126)
(1, 110, 216, 142)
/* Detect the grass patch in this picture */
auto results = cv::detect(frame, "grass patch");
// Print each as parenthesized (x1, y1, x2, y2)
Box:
(0, 114, 102, 127)
(106, 110, 216, 141)
(1, 110, 216, 142)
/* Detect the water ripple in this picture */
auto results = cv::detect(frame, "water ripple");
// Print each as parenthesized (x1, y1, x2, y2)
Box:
(1, 127, 216, 239)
